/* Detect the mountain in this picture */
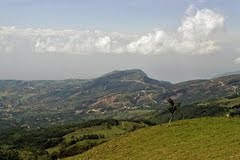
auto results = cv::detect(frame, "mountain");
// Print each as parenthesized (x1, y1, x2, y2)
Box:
(213, 70, 240, 78)
(0, 69, 240, 128)
(0, 69, 171, 128)
(165, 74, 240, 104)
(1, 69, 240, 159)
(66, 117, 240, 160)
(83, 69, 172, 92)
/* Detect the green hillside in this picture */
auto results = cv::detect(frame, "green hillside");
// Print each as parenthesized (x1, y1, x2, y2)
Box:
(66, 117, 240, 160)
(0, 119, 150, 159)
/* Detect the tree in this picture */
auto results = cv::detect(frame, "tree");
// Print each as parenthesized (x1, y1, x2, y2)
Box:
(167, 98, 181, 127)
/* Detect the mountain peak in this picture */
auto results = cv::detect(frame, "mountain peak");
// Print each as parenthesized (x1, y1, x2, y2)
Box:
(100, 69, 148, 80)
(84, 69, 172, 91)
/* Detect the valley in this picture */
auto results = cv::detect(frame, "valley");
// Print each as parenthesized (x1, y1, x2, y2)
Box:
(1, 69, 240, 159)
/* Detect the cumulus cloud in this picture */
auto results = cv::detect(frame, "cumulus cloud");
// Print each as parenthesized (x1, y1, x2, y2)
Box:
(0, 5, 226, 55)
(127, 7, 225, 55)
(177, 7, 225, 54)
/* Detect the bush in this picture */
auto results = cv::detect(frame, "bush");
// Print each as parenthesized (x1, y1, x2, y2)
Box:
(0, 149, 19, 160)
(59, 142, 99, 158)
(78, 134, 105, 141)
(42, 137, 64, 149)
(68, 139, 77, 146)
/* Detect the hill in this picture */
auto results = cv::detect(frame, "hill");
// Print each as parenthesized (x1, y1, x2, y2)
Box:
(0, 119, 151, 159)
(0, 69, 240, 128)
(0, 69, 170, 128)
(165, 74, 240, 104)
(66, 117, 240, 160)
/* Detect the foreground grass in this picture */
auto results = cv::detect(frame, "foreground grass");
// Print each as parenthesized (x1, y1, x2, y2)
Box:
(65, 117, 240, 160)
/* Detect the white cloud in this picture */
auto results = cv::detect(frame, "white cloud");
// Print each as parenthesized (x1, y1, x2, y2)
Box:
(234, 57, 240, 64)
(177, 8, 225, 54)
(127, 7, 225, 55)
(0, 5, 226, 55)
(126, 30, 174, 55)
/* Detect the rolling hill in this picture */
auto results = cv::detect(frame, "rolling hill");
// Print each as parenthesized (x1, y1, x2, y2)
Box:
(65, 117, 240, 160)
(0, 69, 240, 128)
(1, 69, 240, 160)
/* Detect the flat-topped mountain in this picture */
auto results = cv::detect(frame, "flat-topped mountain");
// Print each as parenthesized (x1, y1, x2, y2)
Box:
(83, 69, 172, 92)
(98, 69, 148, 80)
(95, 69, 171, 87)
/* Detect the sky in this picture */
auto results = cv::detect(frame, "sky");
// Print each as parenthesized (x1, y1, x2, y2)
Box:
(0, 0, 240, 83)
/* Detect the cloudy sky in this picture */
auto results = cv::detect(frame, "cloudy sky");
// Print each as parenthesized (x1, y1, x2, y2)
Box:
(0, 0, 240, 82)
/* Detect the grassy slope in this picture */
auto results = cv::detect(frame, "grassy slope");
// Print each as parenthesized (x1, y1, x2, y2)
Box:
(65, 117, 240, 160)
(46, 122, 142, 155)
(0, 120, 148, 159)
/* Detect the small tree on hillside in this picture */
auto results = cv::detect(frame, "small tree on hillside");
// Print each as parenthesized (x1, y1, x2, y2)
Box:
(167, 98, 181, 127)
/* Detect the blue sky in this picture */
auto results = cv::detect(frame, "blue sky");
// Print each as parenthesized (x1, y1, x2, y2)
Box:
(0, 0, 240, 81)
(0, 0, 239, 31)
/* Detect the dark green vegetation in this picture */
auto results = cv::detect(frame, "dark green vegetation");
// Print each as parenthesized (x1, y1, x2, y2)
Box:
(1, 69, 240, 128)
(0, 119, 150, 160)
(66, 117, 240, 160)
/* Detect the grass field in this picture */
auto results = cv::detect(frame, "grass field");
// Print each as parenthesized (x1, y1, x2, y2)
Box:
(44, 121, 148, 158)
(65, 117, 240, 160)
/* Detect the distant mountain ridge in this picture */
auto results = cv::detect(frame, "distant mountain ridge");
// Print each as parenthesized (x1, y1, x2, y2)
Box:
(0, 69, 240, 128)
(213, 70, 240, 78)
